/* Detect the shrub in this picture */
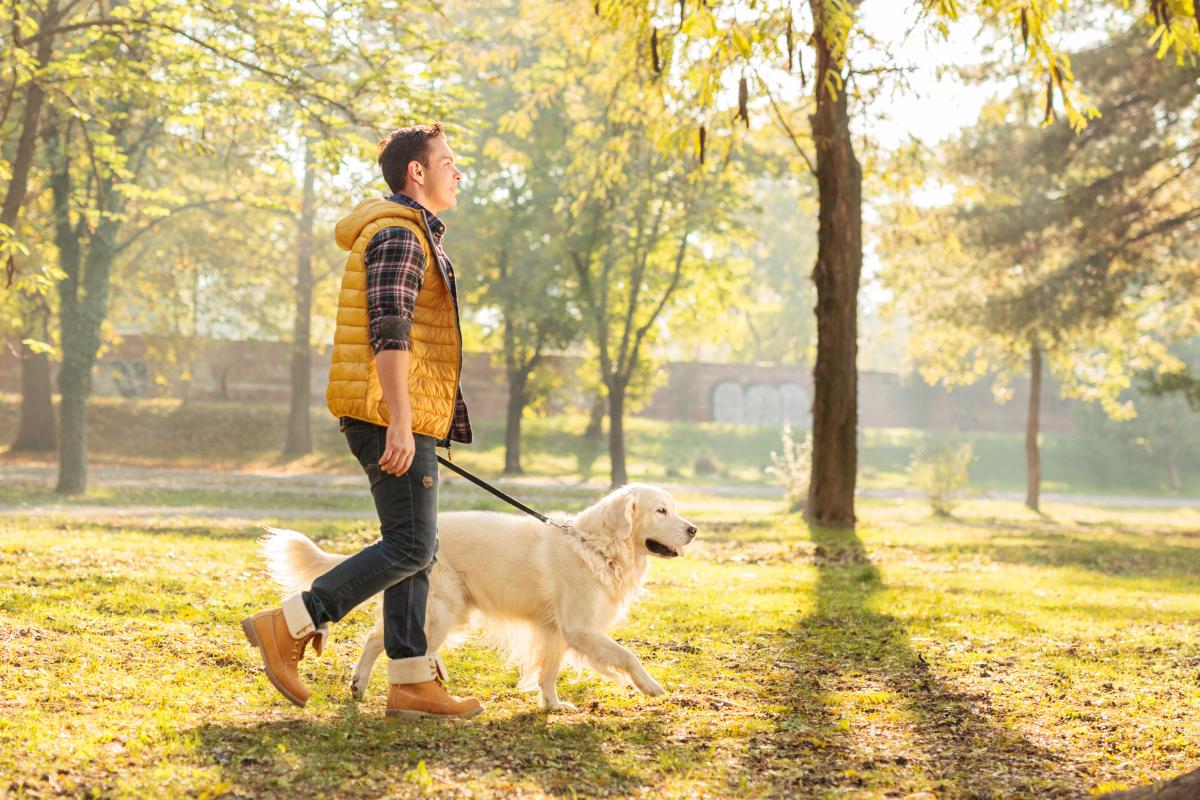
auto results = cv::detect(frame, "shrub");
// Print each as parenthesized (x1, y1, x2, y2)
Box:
(767, 424, 812, 513)
(908, 437, 974, 517)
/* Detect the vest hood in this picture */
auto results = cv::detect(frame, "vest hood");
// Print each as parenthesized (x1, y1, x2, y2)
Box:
(335, 198, 423, 251)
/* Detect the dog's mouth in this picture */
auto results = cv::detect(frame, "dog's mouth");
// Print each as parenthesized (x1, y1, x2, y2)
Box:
(645, 539, 680, 558)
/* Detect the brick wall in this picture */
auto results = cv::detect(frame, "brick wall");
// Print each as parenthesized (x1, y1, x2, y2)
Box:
(0, 335, 1073, 432)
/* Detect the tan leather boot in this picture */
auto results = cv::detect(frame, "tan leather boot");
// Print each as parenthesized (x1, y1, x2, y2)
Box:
(240, 593, 328, 708)
(385, 655, 483, 720)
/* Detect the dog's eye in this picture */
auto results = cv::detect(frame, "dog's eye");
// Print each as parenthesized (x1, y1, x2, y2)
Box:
(657, 508, 667, 514)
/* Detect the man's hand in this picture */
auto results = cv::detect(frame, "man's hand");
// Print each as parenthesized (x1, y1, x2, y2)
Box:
(380, 423, 416, 476)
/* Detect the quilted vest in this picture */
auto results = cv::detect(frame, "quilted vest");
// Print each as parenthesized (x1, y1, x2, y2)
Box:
(326, 198, 462, 439)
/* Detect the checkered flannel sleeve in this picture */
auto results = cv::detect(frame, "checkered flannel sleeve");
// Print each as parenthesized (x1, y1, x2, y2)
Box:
(364, 227, 425, 353)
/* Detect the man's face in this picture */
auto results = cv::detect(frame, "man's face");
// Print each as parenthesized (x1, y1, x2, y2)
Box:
(410, 136, 462, 213)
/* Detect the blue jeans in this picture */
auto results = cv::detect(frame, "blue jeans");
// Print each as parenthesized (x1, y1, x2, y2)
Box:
(301, 418, 439, 660)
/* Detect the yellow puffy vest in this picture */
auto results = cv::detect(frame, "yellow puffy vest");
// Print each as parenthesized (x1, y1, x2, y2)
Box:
(327, 198, 462, 439)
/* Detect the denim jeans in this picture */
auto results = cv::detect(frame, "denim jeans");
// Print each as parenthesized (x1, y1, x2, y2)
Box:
(301, 418, 439, 660)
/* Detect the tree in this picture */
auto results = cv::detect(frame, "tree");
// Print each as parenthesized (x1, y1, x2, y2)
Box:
(602, 0, 1200, 526)
(453, 0, 753, 487)
(880, 28, 1199, 510)
(449, 0, 581, 474)
(25, 0, 452, 492)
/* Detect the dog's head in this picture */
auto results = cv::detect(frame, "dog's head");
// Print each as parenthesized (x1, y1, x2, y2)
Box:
(576, 483, 697, 559)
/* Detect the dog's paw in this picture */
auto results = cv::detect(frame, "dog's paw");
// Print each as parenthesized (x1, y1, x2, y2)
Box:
(349, 676, 368, 700)
(545, 701, 578, 713)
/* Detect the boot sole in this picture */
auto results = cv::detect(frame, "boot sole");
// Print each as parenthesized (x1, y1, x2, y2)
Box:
(385, 705, 483, 720)
(241, 616, 308, 708)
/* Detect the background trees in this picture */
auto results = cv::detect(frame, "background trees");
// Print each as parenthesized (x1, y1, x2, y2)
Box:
(880, 27, 1200, 510)
(602, 0, 1200, 525)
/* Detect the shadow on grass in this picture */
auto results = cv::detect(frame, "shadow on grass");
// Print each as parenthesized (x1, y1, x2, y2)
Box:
(749, 522, 1081, 798)
(939, 515, 1200, 583)
(187, 701, 680, 797)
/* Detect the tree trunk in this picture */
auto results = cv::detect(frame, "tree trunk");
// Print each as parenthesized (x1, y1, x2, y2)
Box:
(284, 140, 316, 457)
(584, 395, 605, 439)
(805, 0, 863, 529)
(10, 344, 56, 452)
(1164, 440, 1180, 492)
(503, 370, 528, 475)
(608, 381, 627, 489)
(51, 124, 119, 495)
(55, 354, 89, 494)
(1025, 339, 1042, 512)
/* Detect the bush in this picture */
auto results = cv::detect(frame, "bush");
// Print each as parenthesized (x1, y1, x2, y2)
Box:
(692, 447, 723, 476)
(767, 424, 812, 513)
(908, 437, 974, 517)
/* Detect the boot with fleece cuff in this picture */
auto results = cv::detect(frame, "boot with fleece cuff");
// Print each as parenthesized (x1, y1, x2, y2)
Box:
(241, 592, 329, 708)
(385, 654, 483, 719)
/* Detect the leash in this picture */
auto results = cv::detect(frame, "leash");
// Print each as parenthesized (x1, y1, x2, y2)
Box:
(436, 454, 577, 535)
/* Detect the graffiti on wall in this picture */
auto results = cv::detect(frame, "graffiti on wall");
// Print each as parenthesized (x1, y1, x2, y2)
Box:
(711, 381, 809, 426)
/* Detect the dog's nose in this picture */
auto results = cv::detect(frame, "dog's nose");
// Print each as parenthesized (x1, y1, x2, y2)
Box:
(686, 525, 697, 540)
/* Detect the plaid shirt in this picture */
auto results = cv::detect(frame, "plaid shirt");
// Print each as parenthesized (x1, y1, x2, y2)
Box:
(363, 193, 472, 446)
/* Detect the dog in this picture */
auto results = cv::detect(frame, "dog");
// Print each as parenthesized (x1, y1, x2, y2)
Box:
(256, 482, 697, 711)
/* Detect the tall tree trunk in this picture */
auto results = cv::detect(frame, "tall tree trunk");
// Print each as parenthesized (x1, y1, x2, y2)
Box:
(284, 140, 316, 457)
(1164, 441, 1180, 492)
(608, 380, 627, 489)
(503, 369, 528, 475)
(51, 129, 119, 495)
(10, 343, 56, 452)
(0, 2, 57, 282)
(805, 0, 863, 528)
(56, 231, 117, 494)
(1025, 339, 1042, 512)
(584, 395, 605, 439)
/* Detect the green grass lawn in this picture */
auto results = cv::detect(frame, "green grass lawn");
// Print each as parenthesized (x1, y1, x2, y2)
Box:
(2, 488, 1198, 798)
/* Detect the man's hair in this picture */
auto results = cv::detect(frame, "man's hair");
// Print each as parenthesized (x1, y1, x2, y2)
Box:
(377, 122, 445, 194)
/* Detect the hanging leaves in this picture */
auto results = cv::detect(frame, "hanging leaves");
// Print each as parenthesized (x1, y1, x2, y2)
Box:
(786, 13, 794, 72)
(1150, 0, 1171, 27)
(737, 76, 749, 127)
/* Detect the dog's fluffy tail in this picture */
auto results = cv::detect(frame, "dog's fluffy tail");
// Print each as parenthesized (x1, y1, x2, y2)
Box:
(258, 525, 348, 596)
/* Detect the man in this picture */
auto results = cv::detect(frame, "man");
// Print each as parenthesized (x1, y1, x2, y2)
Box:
(241, 123, 482, 719)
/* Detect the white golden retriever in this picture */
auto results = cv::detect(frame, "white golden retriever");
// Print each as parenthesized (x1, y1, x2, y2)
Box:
(257, 483, 697, 711)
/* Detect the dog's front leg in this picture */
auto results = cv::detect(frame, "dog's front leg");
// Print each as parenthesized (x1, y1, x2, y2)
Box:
(535, 637, 576, 712)
(350, 618, 386, 699)
(563, 630, 666, 698)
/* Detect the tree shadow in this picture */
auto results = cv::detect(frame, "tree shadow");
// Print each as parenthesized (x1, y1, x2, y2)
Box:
(747, 522, 1083, 798)
(184, 699, 682, 798)
(933, 515, 1200, 583)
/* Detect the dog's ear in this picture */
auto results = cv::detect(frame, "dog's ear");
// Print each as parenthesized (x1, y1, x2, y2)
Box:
(612, 493, 636, 540)
(577, 489, 637, 540)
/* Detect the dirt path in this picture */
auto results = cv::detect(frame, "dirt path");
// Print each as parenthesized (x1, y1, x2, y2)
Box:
(2, 462, 1197, 516)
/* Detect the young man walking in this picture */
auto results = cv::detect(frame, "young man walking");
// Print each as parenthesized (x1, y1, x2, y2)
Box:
(242, 123, 481, 719)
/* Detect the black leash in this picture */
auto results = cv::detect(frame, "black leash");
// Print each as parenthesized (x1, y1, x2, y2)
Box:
(436, 454, 574, 533)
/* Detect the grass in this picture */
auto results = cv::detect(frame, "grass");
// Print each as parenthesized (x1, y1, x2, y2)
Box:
(2, 394, 1197, 498)
(2, 485, 1199, 798)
